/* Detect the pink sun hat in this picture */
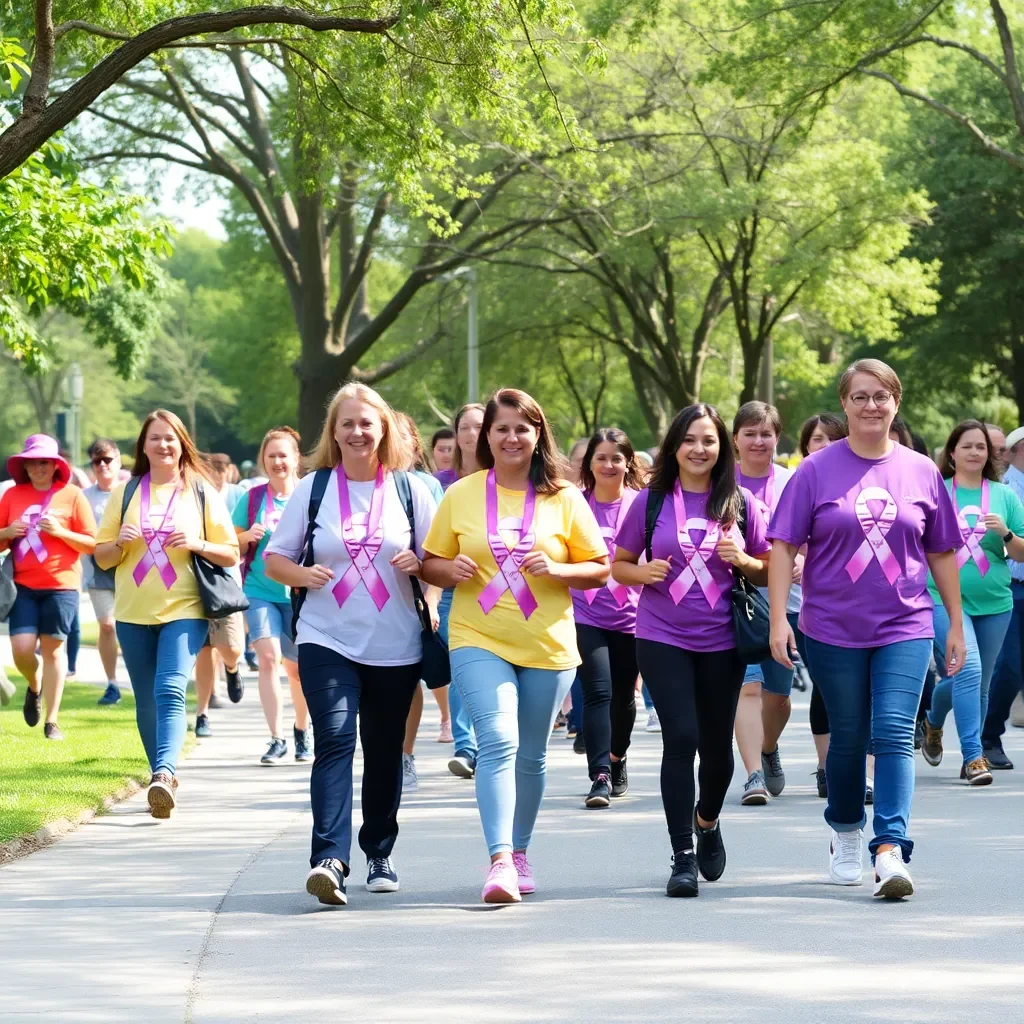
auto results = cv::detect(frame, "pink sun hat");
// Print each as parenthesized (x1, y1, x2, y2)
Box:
(6, 434, 72, 485)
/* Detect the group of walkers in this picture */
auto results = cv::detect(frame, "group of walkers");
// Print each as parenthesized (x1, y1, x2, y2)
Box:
(2, 358, 1023, 907)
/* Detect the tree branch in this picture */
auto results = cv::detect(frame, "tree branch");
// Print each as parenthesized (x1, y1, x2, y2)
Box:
(24, 0, 55, 117)
(989, 0, 1024, 139)
(352, 329, 450, 385)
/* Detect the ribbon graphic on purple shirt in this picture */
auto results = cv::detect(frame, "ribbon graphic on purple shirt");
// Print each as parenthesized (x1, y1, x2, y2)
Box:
(132, 476, 180, 589)
(667, 482, 741, 609)
(845, 485, 902, 585)
(584, 489, 636, 607)
(331, 465, 391, 611)
(952, 479, 990, 577)
(478, 469, 538, 619)
(12, 487, 57, 563)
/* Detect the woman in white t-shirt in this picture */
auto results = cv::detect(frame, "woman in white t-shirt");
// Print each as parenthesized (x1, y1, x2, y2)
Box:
(265, 383, 436, 909)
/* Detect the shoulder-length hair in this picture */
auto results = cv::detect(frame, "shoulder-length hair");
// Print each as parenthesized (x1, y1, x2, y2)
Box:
(798, 413, 847, 457)
(579, 428, 646, 495)
(476, 388, 567, 495)
(452, 403, 486, 475)
(132, 409, 204, 481)
(938, 420, 1000, 482)
(257, 426, 302, 478)
(307, 383, 410, 473)
(889, 415, 914, 448)
(649, 403, 740, 526)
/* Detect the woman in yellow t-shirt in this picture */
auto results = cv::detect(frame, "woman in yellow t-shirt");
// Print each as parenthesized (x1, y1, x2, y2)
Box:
(95, 410, 239, 819)
(422, 388, 609, 904)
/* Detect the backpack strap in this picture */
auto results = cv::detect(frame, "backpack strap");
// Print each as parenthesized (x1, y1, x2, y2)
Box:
(240, 483, 268, 582)
(119, 476, 143, 524)
(393, 470, 433, 636)
(291, 468, 332, 623)
(644, 489, 667, 563)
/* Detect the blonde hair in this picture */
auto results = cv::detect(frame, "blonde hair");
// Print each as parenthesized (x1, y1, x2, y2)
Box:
(307, 383, 411, 472)
(258, 426, 302, 477)
(838, 359, 903, 405)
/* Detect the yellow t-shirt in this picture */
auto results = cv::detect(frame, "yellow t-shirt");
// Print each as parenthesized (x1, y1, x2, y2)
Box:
(423, 472, 607, 670)
(96, 478, 239, 625)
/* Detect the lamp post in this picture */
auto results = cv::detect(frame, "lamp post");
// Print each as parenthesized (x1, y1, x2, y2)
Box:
(441, 266, 478, 403)
(67, 362, 84, 467)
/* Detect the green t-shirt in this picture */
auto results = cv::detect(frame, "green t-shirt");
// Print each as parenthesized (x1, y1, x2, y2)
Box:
(231, 486, 291, 604)
(927, 479, 1024, 617)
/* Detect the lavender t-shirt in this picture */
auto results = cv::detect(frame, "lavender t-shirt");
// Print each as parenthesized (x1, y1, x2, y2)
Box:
(767, 439, 961, 648)
(434, 469, 458, 492)
(616, 487, 769, 652)
(571, 492, 640, 634)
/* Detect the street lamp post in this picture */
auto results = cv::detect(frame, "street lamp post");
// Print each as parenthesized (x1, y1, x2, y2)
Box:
(67, 363, 84, 467)
(441, 266, 478, 403)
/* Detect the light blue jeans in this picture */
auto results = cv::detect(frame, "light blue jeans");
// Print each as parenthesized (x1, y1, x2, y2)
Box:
(439, 589, 476, 758)
(450, 647, 575, 855)
(929, 605, 1011, 765)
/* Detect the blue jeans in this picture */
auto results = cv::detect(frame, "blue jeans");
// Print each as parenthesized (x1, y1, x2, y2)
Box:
(439, 589, 476, 757)
(642, 683, 654, 711)
(982, 581, 1024, 748)
(450, 647, 575, 856)
(929, 606, 1011, 765)
(568, 674, 583, 733)
(117, 619, 209, 775)
(804, 637, 931, 862)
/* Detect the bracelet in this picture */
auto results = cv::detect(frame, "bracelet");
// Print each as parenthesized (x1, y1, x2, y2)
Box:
(1003, 530, 1014, 544)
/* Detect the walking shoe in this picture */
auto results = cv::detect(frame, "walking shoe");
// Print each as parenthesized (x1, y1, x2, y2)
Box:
(552, 711, 567, 732)
(761, 747, 786, 797)
(573, 731, 586, 755)
(666, 851, 699, 898)
(226, 667, 244, 704)
(873, 848, 914, 900)
(482, 860, 521, 904)
(261, 737, 288, 764)
(585, 774, 611, 808)
(512, 850, 536, 894)
(194, 714, 211, 738)
(645, 709, 661, 733)
(244, 650, 259, 672)
(961, 758, 993, 786)
(983, 744, 1014, 770)
(294, 726, 313, 762)
(828, 828, 864, 885)
(921, 720, 943, 766)
(814, 768, 828, 799)
(366, 856, 400, 893)
(0, 672, 14, 706)
(402, 753, 418, 792)
(611, 759, 628, 797)
(306, 859, 347, 906)
(865, 778, 874, 805)
(741, 770, 769, 806)
(22, 685, 41, 728)
(437, 719, 453, 743)
(913, 716, 925, 750)
(566, 720, 578, 738)
(448, 751, 476, 779)
(97, 683, 121, 706)
(43, 722, 64, 741)
(693, 807, 726, 882)
(148, 772, 177, 819)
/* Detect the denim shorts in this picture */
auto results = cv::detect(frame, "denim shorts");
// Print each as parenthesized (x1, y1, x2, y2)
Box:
(245, 598, 297, 662)
(9, 586, 79, 640)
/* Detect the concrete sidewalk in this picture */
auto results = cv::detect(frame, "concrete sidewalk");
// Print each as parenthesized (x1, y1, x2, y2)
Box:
(1, 672, 1023, 1022)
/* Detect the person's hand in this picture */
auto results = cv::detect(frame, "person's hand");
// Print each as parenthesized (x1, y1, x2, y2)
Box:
(450, 554, 479, 582)
(641, 558, 672, 584)
(244, 523, 267, 545)
(983, 513, 1009, 537)
(944, 626, 966, 677)
(770, 619, 798, 669)
(391, 550, 422, 576)
(4, 519, 29, 540)
(521, 551, 558, 578)
(716, 535, 746, 566)
(305, 563, 334, 590)
(38, 512, 65, 538)
(165, 530, 197, 551)
(792, 553, 804, 584)
(116, 523, 141, 546)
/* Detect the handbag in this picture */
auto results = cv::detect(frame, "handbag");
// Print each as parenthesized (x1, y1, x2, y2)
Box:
(0, 553, 16, 621)
(192, 484, 250, 619)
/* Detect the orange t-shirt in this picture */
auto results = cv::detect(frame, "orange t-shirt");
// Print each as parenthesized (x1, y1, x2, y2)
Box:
(0, 482, 97, 590)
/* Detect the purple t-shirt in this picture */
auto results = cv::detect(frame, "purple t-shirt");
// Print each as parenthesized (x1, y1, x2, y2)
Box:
(434, 469, 458, 492)
(767, 439, 961, 648)
(571, 491, 640, 634)
(616, 486, 769, 652)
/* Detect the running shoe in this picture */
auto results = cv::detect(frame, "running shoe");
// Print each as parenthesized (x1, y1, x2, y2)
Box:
(43, 722, 64, 741)
(666, 851, 698, 898)
(761, 747, 786, 796)
(921, 720, 943, 766)
(194, 714, 211, 738)
(552, 711, 567, 732)
(0, 673, 13, 706)
(573, 731, 586, 755)
(585, 774, 611, 808)
(97, 683, 121, 706)
(741, 770, 769, 806)
(961, 758, 993, 786)
(23, 685, 41, 728)
(512, 851, 536, 894)
(148, 772, 177, 819)
(366, 856, 400, 893)
(814, 768, 828, 799)
(226, 667, 245, 704)
(306, 859, 347, 906)
(261, 737, 288, 764)
(294, 726, 313, 762)
(983, 743, 1013, 770)
(828, 828, 864, 885)
(693, 807, 726, 882)
(645, 709, 661, 733)
(402, 753, 418, 792)
(865, 778, 874, 805)
(873, 848, 913, 900)
(611, 759, 628, 797)
(437, 719, 453, 743)
(482, 860, 521, 904)
(566, 720, 578, 738)
(448, 751, 476, 779)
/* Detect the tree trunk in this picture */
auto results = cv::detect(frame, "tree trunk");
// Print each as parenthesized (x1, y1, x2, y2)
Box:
(757, 335, 774, 404)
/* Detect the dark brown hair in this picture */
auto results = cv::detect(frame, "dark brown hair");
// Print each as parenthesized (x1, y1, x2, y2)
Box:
(938, 420, 1000, 482)
(889, 415, 913, 448)
(132, 410, 204, 481)
(798, 413, 847, 458)
(579, 428, 645, 495)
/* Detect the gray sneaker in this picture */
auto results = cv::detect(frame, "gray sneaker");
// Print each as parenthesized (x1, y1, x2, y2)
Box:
(761, 747, 786, 797)
(402, 753, 418, 792)
(741, 770, 769, 806)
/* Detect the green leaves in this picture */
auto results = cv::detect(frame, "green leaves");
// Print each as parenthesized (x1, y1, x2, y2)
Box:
(0, 38, 30, 95)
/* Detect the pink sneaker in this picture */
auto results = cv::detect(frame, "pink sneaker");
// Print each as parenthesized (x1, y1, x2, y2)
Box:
(481, 860, 521, 904)
(437, 719, 453, 743)
(512, 851, 535, 895)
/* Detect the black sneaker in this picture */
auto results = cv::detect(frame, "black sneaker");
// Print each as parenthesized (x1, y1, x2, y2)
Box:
(294, 726, 313, 762)
(226, 667, 244, 704)
(865, 780, 874, 805)
(814, 768, 828, 799)
(573, 731, 586, 755)
(261, 737, 288, 764)
(983, 744, 1014, 770)
(667, 851, 699, 898)
(23, 685, 41, 728)
(44, 722, 65, 741)
(194, 713, 211, 738)
(610, 759, 628, 797)
(693, 807, 726, 881)
(306, 859, 348, 906)
(585, 774, 611, 808)
(366, 856, 400, 893)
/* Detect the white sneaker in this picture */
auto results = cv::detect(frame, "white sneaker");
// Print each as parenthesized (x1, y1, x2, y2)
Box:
(873, 848, 914, 900)
(645, 709, 661, 733)
(402, 753, 418, 792)
(828, 828, 864, 885)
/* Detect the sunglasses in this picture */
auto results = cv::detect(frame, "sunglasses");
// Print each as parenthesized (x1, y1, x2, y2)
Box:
(91, 456, 116, 466)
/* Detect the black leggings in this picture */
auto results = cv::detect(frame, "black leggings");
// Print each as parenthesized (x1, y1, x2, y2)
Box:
(636, 638, 744, 854)
(576, 623, 638, 780)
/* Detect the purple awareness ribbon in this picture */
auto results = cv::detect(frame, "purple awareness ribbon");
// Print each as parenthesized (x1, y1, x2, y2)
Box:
(953, 479, 990, 577)
(132, 476, 180, 589)
(584, 489, 637, 607)
(845, 485, 901, 585)
(667, 483, 732, 609)
(478, 469, 539, 619)
(332, 465, 390, 612)
(12, 487, 56, 563)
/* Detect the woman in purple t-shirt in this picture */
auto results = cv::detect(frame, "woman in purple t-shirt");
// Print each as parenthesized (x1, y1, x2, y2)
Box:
(612, 404, 770, 898)
(767, 359, 965, 901)
(571, 429, 646, 809)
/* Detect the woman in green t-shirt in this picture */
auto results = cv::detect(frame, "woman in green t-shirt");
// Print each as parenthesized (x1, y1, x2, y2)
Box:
(924, 420, 1024, 784)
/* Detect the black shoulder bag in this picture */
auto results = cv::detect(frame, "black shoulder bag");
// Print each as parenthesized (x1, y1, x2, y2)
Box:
(290, 468, 332, 624)
(192, 483, 249, 619)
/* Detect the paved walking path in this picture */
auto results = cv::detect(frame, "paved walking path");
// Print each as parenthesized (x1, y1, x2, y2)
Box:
(1, 660, 1023, 1022)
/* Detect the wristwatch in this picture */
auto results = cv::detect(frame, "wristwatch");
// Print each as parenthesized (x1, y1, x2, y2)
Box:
(1003, 530, 1014, 544)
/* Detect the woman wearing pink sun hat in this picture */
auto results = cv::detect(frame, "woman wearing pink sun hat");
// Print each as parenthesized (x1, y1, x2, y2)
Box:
(0, 434, 97, 739)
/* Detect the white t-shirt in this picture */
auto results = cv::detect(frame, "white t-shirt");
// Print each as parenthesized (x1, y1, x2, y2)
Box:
(83, 484, 116, 589)
(266, 469, 437, 666)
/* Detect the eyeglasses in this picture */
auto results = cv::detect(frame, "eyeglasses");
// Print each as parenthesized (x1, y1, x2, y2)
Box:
(91, 456, 116, 466)
(848, 392, 892, 408)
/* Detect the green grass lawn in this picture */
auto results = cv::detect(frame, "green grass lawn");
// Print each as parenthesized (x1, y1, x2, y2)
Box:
(0, 677, 195, 844)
